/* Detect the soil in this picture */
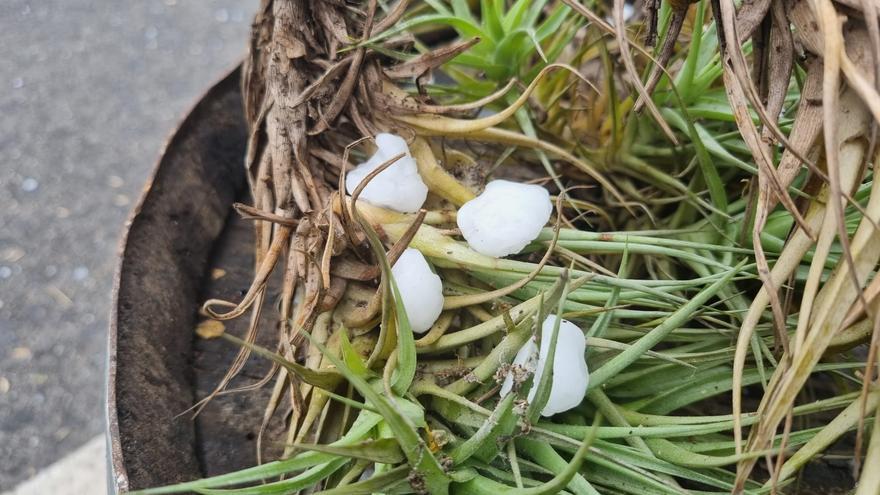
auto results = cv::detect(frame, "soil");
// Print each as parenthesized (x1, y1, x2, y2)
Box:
(110, 70, 247, 491)
(192, 209, 287, 475)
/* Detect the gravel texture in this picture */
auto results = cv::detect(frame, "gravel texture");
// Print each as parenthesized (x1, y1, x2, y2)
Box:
(0, 0, 257, 487)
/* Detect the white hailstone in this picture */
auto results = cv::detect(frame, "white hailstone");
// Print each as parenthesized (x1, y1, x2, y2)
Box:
(499, 315, 589, 417)
(390, 248, 444, 334)
(345, 133, 428, 213)
(456, 179, 553, 257)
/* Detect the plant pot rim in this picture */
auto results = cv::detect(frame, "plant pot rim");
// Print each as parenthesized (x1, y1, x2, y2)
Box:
(105, 65, 247, 494)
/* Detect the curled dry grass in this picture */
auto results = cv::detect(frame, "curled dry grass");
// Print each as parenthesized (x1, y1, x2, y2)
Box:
(134, 0, 880, 494)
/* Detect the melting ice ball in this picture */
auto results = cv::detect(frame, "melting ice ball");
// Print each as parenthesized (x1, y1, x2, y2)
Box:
(390, 248, 444, 334)
(499, 315, 589, 417)
(345, 133, 429, 213)
(456, 179, 553, 257)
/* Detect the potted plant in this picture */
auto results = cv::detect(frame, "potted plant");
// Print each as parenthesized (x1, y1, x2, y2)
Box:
(108, 1, 880, 493)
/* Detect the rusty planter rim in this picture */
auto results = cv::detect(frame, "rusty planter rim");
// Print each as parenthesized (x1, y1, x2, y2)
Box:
(105, 65, 247, 494)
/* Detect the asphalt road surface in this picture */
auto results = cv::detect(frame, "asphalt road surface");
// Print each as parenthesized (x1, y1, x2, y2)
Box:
(0, 0, 258, 488)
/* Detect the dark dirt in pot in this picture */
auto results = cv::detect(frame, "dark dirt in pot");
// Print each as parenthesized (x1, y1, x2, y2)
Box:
(191, 210, 287, 475)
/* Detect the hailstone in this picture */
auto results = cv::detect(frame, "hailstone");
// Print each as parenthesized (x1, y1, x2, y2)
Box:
(456, 179, 553, 257)
(499, 315, 589, 416)
(390, 248, 444, 334)
(345, 133, 429, 213)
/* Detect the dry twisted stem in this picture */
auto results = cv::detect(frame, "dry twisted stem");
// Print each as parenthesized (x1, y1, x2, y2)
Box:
(727, 0, 880, 489)
(577, 0, 880, 486)
(198, 0, 398, 452)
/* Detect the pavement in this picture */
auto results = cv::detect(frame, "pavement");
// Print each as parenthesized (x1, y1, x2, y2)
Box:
(2, 437, 106, 495)
(0, 0, 257, 490)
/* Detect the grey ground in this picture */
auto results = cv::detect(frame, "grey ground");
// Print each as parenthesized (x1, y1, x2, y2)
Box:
(0, 0, 258, 488)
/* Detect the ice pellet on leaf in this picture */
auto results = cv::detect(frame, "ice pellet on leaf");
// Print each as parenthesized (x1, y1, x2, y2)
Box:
(390, 248, 444, 334)
(345, 133, 428, 213)
(456, 179, 553, 257)
(499, 315, 589, 416)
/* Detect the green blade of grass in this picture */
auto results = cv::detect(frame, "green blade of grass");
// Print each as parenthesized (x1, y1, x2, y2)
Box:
(480, 0, 505, 40)
(588, 260, 746, 390)
(128, 410, 384, 494)
(194, 459, 348, 495)
(292, 438, 405, 465)
(312, 465, 410, 495)
(450, 392, 515, 463)
(298, 330, 452, 494)
(455, 416, 600, 495)
(218, 332, 340, 390)
(527, 274, 571, 422)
